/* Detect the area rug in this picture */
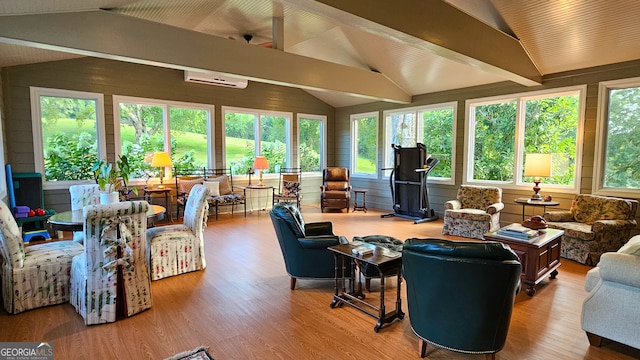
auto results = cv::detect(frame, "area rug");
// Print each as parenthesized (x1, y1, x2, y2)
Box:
(164, 346, 214, 360)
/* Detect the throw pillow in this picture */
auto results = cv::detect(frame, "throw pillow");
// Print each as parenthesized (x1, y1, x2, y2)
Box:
(207, 175, 232, 195)
(203, 181, 220, 197)
(618, 235, 640, 256)
(178, 177, 204, 195)
(282, 180, 300, 196)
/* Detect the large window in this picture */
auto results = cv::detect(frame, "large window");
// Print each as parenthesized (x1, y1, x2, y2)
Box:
(223, 107, 291, 175)
(31, 87, 106, 189)
(594, 77, 640, 196)
(298, 114, 326, 172)
(384, 103, 456, 182)
(465, 86, 585, 192)
(351, 112, 378, 177)
(114, 96, 212, 180)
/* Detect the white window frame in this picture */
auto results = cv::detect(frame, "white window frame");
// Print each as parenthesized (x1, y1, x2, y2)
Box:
(383, 102, 457, 185)
(593, 76, 640, 197)
(464, 85, 586, 193)
(222, 106, 293, 175)
(350, 111, 379, 178)
(297, 113, 327, 174)
(30, 87, 106, 190)
(113, 95, 214, 182)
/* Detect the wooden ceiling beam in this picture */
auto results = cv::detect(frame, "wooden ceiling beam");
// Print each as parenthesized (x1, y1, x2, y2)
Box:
(0, 10, 411, 104)
(291, 0, 542, 86)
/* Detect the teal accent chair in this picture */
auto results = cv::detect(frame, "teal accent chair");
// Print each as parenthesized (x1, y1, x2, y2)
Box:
(402, 238, 521, 360)
(269, 203, 350, 290)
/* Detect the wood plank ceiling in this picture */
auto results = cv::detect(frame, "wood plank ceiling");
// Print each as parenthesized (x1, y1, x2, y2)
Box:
(1, 0, 640, 107)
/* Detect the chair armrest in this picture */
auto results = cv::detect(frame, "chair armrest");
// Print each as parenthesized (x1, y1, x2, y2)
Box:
(543, 210, 574, 222)
(444, 200, 461, 210)
(298, 235, 341, 249)
(320, 185, 327, 192)
(592, 219, 638, 232)
(487, 202, 504, 214)
(305, 221, 334, 236)
(596, 252, 640, 288)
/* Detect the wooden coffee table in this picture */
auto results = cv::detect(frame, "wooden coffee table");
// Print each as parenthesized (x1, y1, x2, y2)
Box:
(485, 227, 564, 296)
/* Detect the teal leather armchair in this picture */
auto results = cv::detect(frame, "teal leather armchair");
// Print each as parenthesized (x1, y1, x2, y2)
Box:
(402, 238, 521, 359)
(269, 203, 350, 289)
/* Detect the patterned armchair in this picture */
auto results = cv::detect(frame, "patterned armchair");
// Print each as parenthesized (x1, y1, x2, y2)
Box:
(70, 201, 151, 325)
(442, 185, 504, 240)
(147, 184, 209, 280)
(69, 184, 101, 243)
(273, 168, 302, 208)
(0, 200, 83, 314)
(543, 194, 638, 265)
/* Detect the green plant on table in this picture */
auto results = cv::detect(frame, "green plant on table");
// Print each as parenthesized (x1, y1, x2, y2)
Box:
(91, 155, 138, 196)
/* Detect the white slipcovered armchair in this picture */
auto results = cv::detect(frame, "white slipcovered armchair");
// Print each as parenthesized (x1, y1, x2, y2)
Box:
(581, 235, 640, 350)
(70, 201, 152, 325)
(0, 200, 83, 314)
(147, 184, 209, 280)
(442, 185, 504, 240)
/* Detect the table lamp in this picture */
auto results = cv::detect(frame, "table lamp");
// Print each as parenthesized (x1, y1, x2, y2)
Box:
(524, 153, 552, 200)
(253, 156, 269, 186)
(151, 151, 173, 188)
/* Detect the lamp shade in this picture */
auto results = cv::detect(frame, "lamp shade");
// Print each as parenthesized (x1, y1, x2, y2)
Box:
(151, 151, 173, 167)
(253, 156, 269, 170)
(524, 153, 552, 177)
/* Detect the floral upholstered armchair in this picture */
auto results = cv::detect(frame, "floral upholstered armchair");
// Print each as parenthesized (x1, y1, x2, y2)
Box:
(543, 194, 638, 265)
(442, 185, 504, 240)
(70, 201, 151, 325)
(0, 200, 84, 314)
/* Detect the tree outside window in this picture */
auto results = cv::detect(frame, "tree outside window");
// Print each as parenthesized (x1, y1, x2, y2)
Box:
(298, 115, 325, 172)
(384, 103, 456, 181)
(31, 88, 106, 185)
(223, 107, 291, 175)
(351, 112, 378, 176)
(467, 87, 583, 189)
(595, 78, 640, 195)
(115, 96, 213, 180)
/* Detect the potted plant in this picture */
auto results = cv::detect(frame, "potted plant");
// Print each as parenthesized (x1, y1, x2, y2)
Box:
(92, 155, 138, 204)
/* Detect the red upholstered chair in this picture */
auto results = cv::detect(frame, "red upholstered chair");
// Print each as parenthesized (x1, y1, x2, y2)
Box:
(320, 167, 351, 213)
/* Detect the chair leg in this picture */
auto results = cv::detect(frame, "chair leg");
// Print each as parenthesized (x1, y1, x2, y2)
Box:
(419, 339, 427, 358)
(485, 354, 495, 360)
(365, 277, 371, 291)
(586, 332, 604, 347)
(290, 277, 297, 290)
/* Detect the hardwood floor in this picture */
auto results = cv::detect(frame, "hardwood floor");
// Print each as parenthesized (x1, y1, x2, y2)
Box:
(2, 206, 639, 359)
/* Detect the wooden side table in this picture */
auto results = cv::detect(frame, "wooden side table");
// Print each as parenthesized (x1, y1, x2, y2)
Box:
(514, 197, 560, 221)
(352, 189, 368, 213)
(144, 187, 173, 223)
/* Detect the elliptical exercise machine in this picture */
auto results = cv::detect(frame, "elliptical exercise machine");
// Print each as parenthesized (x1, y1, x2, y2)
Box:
(381, 143, 439, 224)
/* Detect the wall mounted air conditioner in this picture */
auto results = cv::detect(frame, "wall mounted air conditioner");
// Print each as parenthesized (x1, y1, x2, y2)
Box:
(184, 71, 248, 89)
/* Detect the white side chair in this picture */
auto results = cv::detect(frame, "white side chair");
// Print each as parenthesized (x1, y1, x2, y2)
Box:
(69, 184, 100, 242)
(147, 184, 209, 280)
